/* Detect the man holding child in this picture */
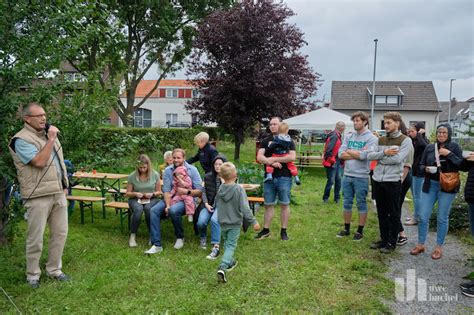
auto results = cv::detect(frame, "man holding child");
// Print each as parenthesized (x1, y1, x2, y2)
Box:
(145, 148, 202, 254)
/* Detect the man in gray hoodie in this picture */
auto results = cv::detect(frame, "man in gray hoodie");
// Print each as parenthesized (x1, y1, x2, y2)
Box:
(337, 111, 377, 241)
(367, 112, 413, 253)
(215, 162, 260, 283)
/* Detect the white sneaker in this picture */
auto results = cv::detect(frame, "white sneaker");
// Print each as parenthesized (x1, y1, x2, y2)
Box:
(144, 245, 163, 254)
(174, 238, 184, 249)
(129, 234, 137, 247)
(188, 215, 193, 222)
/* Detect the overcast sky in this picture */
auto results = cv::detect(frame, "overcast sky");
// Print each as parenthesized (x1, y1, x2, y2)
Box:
(149, 0, 473, 103)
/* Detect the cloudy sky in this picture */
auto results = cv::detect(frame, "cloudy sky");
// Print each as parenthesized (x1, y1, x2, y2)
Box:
(284, 0, 473, 103)
(150, 0, 473, 103)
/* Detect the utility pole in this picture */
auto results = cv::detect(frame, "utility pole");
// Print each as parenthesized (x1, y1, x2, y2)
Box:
(370, 39, 378, 130)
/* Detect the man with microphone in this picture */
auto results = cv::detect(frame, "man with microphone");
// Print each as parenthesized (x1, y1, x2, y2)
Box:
(8, 102, 70, 289)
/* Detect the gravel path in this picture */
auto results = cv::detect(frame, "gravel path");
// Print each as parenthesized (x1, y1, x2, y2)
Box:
(385, 203, 474, 314)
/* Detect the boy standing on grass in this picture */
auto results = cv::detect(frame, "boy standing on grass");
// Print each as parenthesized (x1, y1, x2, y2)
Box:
(215, 162, 260, 283)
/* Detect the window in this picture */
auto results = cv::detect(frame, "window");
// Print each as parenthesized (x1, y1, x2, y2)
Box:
(166, 113, 178, 124)
(192, 89, 200, 98)
(74, 73, 82, 81)
(386, 96, 399, 105)
(166, 89, 178, 98)
(134, 108, 152, 128)
(375, 96, 386, 104)
(374, 95, 400, 106)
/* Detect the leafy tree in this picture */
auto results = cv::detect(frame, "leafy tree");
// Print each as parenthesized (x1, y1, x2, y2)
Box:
(0, 1, 65, 245)
(186, 0, 319, 160)
(60, 0, 233, 126)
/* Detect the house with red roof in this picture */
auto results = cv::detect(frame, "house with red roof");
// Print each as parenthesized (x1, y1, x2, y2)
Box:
(112, 79, 198, 127)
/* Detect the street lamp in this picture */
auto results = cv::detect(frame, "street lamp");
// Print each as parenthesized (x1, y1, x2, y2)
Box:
(448, 79, 455, 125)
(370, 39, 378, 130)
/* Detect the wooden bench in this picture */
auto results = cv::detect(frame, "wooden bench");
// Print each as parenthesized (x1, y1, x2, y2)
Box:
(296, 155, 323, 168)
(66, 195, 106, 224)
(104, 201, 130, 232)
(248, 196, 264, 215)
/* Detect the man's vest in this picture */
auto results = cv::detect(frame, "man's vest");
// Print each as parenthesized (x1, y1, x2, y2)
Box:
(8, 123, 68, 200)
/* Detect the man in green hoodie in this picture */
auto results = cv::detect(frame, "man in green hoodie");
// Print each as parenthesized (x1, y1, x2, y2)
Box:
(215, 162, 260, 283)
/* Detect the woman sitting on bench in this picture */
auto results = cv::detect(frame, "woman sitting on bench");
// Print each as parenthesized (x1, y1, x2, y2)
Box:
(125, 154, 162, 247)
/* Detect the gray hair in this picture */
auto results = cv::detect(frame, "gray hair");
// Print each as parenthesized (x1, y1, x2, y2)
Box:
(335, 121, 346, 130)
(22, 102, 42, 118)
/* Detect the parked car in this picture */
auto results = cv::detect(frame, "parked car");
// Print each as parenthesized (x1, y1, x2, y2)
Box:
(374, 129, 386, 137)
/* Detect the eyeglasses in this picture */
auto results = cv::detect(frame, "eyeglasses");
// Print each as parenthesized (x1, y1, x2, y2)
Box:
(437, 131, 448, 134)
(26, 113, 46, 118)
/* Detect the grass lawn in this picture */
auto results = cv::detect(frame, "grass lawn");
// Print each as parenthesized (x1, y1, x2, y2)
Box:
(0, 140, 394, 313)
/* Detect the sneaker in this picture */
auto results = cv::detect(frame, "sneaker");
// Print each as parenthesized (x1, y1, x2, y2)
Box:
(323, 199, 328, 203)
(27, 279, 40, 289)
(264, 174, 273, 182)
(336, 230, 350, 238)
(188, 214, 193, 222)
(48, 273, 71, 282)
(372, 199, 376, 207)
(199, 237, 207, 249)
(129, 234, 137, 248)
(405, 218, 418, 226)
(460, 280, 474, 290)
(370, 240, 385, 249)
(281, 230, 289, 241)
(335, 199, 340, 204)
(255, 229, 271, 240)
(174, 238, 184, 249)
(294, 176, 301, 185)
(380, 244, 395, 254)
(396, 236, 408, 246)
(461, 286, 474, 298)
(217, 269, 227, 283)
(226, 260, 239, 272)
(352, 232, 363, 241)
(144, 245, 163, 254)
(206, 246, 220, 260)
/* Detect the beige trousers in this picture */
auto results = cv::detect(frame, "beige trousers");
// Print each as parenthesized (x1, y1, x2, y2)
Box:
(24, 193, 68, 281)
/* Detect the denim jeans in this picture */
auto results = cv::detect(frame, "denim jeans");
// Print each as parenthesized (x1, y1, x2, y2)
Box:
(323, 161, 342, 201)
(263, 176, 293, 205)
(418, 180, 456, 246)
(468, 202, 474, 237)
(219, 227, 240, 270)
(196, 207, 220, 244)
(128, 198, 159, 234)
(149, 199, 185, 247)
(410, 176, 424, 220)
(342, 175, 369, 213)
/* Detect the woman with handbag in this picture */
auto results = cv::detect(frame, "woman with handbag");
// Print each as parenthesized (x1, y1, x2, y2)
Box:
(410, 123, 463, 259)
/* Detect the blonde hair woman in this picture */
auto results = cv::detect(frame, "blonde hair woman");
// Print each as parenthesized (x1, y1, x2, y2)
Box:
(125, 154, 162, 247)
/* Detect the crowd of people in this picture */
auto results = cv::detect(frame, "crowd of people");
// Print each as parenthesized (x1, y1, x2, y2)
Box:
(323, 111, 474, 298)
(8, 102, 474, 294)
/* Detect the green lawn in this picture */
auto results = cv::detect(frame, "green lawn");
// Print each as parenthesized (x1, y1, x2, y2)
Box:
(0, 140, 394, 313)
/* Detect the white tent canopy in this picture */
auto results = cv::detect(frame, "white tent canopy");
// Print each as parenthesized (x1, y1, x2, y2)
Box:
(283, 107, 353, 131)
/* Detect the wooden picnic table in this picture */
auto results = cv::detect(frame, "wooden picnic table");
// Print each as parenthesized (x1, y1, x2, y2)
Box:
(72, 172, 129, 217)
(240, 183, 260, 192)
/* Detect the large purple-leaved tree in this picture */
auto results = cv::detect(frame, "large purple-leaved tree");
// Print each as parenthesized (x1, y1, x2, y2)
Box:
(186, 0, 320, 160)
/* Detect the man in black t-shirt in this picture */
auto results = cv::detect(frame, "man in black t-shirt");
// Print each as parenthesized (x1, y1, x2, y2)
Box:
(255, 117, 296, 241)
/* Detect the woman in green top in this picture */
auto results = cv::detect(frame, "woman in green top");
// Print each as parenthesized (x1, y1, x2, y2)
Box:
(126, 154, 162, 247)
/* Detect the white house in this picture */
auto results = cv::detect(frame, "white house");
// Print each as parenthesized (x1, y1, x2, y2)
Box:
(439, 97, 474, 138)
(330, 81, 441, 134)
(113, 79, 197, 127)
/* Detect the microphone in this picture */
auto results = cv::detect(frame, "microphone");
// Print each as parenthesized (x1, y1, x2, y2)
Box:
(45, 122, 51, 139)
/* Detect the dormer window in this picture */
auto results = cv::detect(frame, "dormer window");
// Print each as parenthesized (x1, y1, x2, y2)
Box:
(373, 95, 401, 106)
(166, 89, 178, 98)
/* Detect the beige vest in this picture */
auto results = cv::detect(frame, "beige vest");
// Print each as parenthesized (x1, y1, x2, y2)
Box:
(8, 123, 69, 200)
